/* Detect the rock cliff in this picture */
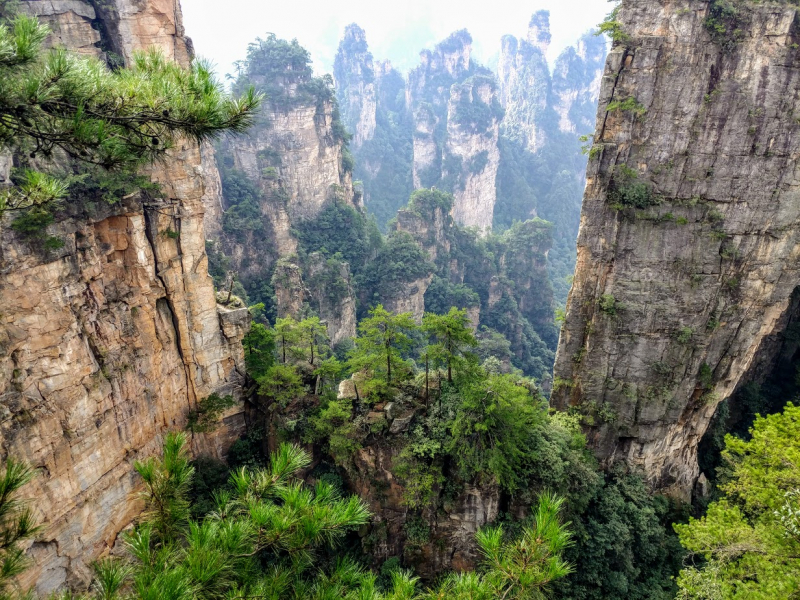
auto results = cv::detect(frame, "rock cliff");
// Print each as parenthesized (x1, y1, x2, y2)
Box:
(209, 38, 359, 343)
(2, 0, 248, 593)
(333, 24, 377, 149)
(497, 11, 552, 153)
(406, 31, 501, 232)
(552, 0, 800, 499)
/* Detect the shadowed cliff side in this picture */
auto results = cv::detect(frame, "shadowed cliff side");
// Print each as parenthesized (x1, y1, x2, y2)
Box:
(552, 0, 800, 499)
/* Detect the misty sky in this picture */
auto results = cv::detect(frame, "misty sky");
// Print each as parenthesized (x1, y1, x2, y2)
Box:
(181, 0, 611, 80)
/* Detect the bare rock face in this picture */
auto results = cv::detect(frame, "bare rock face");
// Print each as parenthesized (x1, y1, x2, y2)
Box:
(212, 58, 361, 344)
(445, 79, 501, 232)
(3, 0, 247, 593)
(383, 273, 434, 323)
(551, 32, 607, 135)
(333, 24, 377, 149)
(406, 31, 500, 233)
(272, 260, 305, 319)
(221, 102, 356, 223)
(497, 11, 551, 153)
(552, 0, 800, 499)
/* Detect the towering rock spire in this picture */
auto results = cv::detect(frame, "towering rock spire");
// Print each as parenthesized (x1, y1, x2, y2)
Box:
(496, 11, 551, 152)
(552, 0, 800, 499)
(333, 24, 377, 149)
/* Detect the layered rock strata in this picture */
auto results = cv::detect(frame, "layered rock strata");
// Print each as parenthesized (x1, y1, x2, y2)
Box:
(552, 0, 800, 498)
(2, 0, 248, 593)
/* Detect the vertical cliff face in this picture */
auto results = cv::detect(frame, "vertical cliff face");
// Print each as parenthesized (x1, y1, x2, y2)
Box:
(333, 24, 377, 149)
(445, 78, 501, 231)
(406, 31, 501, 232)
(552, 0, 800, 498)
(551, 32, 607, 135)
(496, 11, 552, 153)
(2, 0, 248, 593)
(334, 26, 413, 228)
(210, 44, 360, 343)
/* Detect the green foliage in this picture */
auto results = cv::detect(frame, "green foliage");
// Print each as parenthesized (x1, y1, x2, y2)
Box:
(219, 168, 265, 240)
(598, 293, 620, 316)
(451, 77, 504, 134)
(408, 188, 454, 216)
(134, 432, 194, 543)
(676, 404, 800, 599)
(607, 97, 646, 118)
(422, 307, 477, 383)
(0, 15, 258, 215)
(10, 205, 54, 235)
(597, 4, 630, 43)
(607, 165, 658, 209)
(675, 326, 694, 345)
(185, 393, 236, 434)
(306, 396, 364, 464)
(64, 166, 161, 206)
(0, 458, 40, 598)
(446, 374, 546, 490)
(467, 150, 490, 175)
(295, 200, 379, 274)
(57, 435, 574, 600)
(554, 469, 686, 600)
(258, 363, 304, 406)
(188, 456, 230, 520)
(704, 0, 746, 53)
(698, 363, 714, 390)
(357, 232, 434, 315)
(348, 305, 417, 393)
(243, 322, 276, 379)
(424, 276, 480, 316)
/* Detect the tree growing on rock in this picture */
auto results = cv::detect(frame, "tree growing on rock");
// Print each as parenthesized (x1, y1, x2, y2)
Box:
(422, 307, 477, 383)
(348, 304, 417, 397)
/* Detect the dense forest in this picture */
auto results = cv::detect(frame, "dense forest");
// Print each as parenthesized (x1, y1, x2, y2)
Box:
(1, 0, 800, 599)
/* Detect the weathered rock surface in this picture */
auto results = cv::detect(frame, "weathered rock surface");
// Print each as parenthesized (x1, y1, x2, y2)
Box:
(445, 79, 501, 232)
(497, 11, 552, 153)
(212, 60, 361, 343)
(306, 253, 357, 346)
(552, 0, 800, 499)
(334, 24, 377, 149)
(350, 430, 500, 579)
(406, 31, 500, 232)
(2, 0, 247, 593)
(551, 32, 606, 135)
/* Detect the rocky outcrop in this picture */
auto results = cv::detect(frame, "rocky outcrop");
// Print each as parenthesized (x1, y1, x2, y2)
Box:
(551, 32, 607, 135)
(211, 47, 361, 341)
(2, 0, 248, 593)
(306, 253, 357, 346)
(352, 442, 500, 579)
(220, 103, 356, 224)
(552, 0, 800, 499)
(445, 78, 501, 231)
(406, 31, 501, 233)
(333, 24, 377, 149)
(497, 11, 551, 153)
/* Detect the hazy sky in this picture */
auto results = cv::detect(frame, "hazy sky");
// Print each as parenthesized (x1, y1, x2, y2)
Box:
(181, 0, 610, 80)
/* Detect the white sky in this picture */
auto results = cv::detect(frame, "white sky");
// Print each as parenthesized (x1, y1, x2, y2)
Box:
(181, 0, 611, 80)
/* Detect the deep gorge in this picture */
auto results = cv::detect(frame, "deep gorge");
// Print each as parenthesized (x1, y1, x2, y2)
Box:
(1, 0, 799, 597)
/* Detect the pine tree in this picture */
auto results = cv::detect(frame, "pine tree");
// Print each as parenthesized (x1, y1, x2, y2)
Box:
(348, 304, 417, 394)
(0, 14, 260, 215)
(0, 459, 40, 600)
(422, 307, 477, 383)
